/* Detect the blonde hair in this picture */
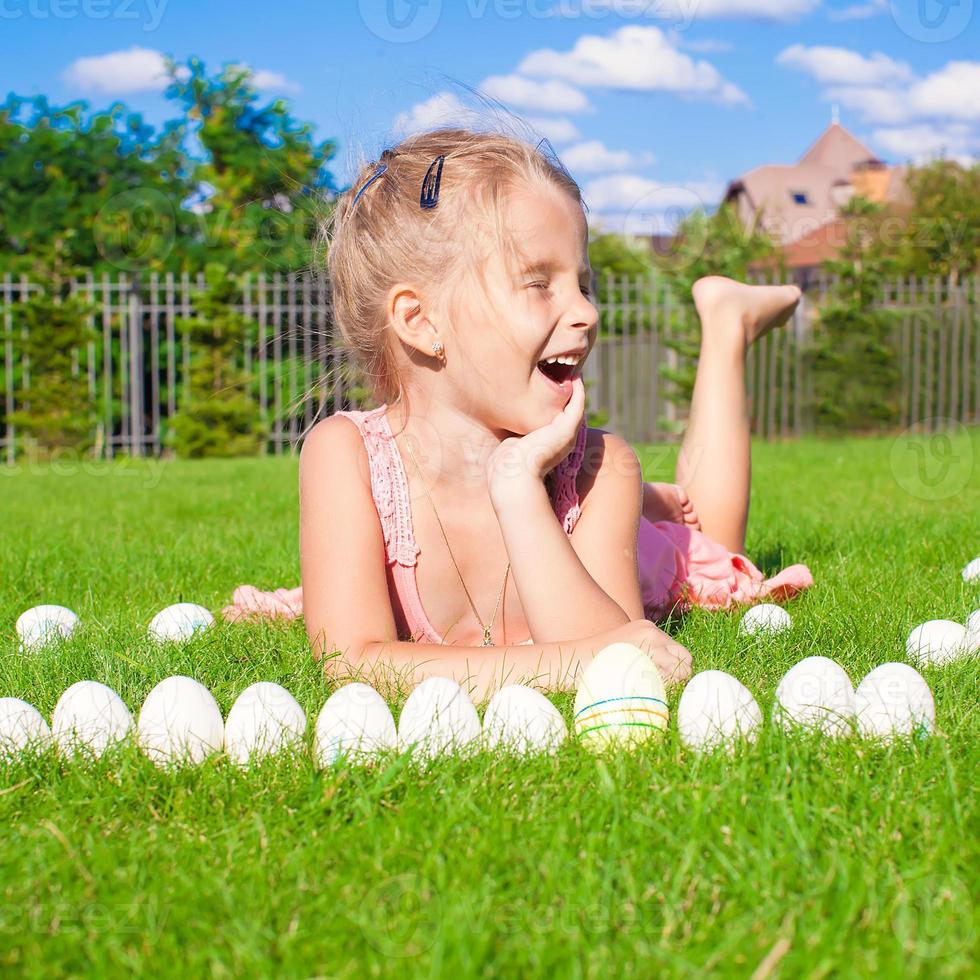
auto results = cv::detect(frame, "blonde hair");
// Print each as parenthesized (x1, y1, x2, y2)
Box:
(314, 127, 585, 410)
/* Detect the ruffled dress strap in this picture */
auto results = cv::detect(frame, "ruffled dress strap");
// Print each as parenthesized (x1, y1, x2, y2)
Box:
(334, 405, 421, 568)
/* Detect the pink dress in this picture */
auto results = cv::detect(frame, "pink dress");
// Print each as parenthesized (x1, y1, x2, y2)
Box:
(222, 407, 813, 633)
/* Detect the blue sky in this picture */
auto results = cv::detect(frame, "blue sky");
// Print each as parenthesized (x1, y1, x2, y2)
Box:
(1, 0, 977, 234)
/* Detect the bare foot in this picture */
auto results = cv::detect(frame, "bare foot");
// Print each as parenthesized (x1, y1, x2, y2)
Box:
(691, 276, 802, 348)
(642, 482, 701, 530)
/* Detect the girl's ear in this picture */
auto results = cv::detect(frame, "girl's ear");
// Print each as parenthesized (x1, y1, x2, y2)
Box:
(386, 282, 439, 357)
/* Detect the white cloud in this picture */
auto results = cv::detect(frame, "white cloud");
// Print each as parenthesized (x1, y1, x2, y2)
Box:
(227, 62, 302, 94)
(251, 69, 301, 95)
(561, 140, 655, 173)
(62, 49, 300, 97)
(824, 85, 909, 125)
(478, 75, 591, 113)
(393, 92, 583, 142)
(393, 91, 486, 136)
(669, 0, 818, 17)
(524, 115, 582, 144)
(909, 61, 980, 122)
(62, 46, 170, 94)
(583, 172, 725, 235)
(871, 123, 979, 165)
(584, 173, 722, 211)
(776, 44, 912, 85)
(519, 26, 749, 106)
(553, 0, 818, 25)
(777, 50, 980, 160)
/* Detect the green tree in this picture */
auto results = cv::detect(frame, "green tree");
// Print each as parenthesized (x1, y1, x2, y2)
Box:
(162, 57, 338, 272)
(806, 196, 902, 434)
(0, 94, 190, 276)
(169, 262, 268, 458)
(894, 159, 980, 284)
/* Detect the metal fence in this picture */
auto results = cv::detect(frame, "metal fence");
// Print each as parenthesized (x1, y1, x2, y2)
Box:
(2, 270, 978, 461)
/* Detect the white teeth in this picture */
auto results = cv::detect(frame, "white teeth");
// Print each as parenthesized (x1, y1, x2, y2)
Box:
(542, 354, 581, 365)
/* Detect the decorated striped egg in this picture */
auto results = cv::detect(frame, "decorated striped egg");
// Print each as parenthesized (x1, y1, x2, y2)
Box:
(573, 643, 668, 750)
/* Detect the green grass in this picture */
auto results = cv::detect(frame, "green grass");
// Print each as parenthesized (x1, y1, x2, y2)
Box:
(1, 429, 978, 978)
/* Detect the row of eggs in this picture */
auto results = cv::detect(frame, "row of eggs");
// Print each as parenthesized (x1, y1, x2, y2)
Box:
(0, 642, 937, 768)
(0, 674, 566, 769)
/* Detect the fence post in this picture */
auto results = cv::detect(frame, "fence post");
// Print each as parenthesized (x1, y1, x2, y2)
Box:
(3, 274, 14, 463)
(128, 279, 144, 457)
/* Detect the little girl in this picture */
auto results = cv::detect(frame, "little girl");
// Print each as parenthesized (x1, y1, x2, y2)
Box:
(223, 128, 813, 700)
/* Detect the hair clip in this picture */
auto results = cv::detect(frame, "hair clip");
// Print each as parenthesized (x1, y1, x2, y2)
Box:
(351, 163, 388, 208)
(420, 155, 445, 210)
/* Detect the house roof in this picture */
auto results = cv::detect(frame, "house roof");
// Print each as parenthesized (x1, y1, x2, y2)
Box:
(798, 122, 878, 168)
(723, 123, 908, 246)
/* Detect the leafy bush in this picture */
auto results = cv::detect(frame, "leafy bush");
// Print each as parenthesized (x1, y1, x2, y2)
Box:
(169, 263, 268, 457)
(0, 242, 97, 459)
(806, 197, 902, 434)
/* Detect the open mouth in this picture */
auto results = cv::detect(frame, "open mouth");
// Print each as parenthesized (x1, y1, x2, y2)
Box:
(535, 354, 583, 387)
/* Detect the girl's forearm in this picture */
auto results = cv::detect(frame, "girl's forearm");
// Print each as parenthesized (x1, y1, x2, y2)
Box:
(491, 478, 629, 643)
(340, 636, 596, 705)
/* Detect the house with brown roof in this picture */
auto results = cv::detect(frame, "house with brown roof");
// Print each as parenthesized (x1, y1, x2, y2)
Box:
(722, 120, 911, 287)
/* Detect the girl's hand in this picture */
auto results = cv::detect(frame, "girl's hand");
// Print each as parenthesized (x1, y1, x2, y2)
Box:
(487, 376, 586, 501)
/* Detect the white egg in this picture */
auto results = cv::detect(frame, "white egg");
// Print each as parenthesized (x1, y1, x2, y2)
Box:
(739, 603, 792, 636)
(147, 603, 215, 643)
(51, 681, 133, 759)
(483, 685, 567, 755)
(0, 698, 51, 758)
(677, 670, 762, 751)
(963, 610, 980, 654)
(854, 662, 935, 740)
(961, 557, 980, 583)
(137, 675, 224, 768)
(905, 619, 968, 667)
(573, 642, 668, 750)
(314, 683, 397, 767)
(398, 677, 481, 762)
(224, 682, 306, 767)
(774, 656, 856, 737)
(16, 604, 79, 652)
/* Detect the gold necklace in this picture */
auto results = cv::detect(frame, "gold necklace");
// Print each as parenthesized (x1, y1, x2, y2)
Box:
(402, 434, 510, 647)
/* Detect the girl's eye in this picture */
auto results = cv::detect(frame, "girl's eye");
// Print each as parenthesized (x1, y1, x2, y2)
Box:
(527, 281, 592, 298)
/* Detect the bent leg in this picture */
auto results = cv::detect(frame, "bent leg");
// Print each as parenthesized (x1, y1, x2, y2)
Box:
(674, 277, 800, 554)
